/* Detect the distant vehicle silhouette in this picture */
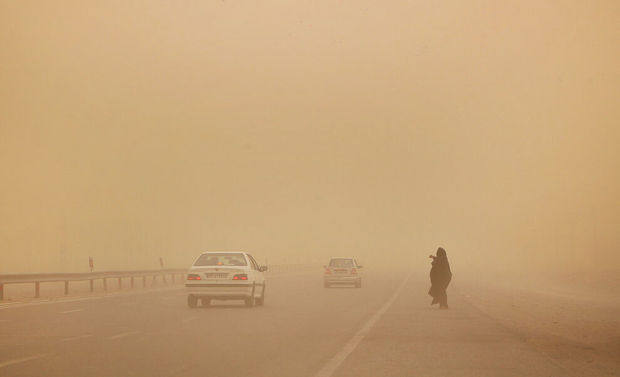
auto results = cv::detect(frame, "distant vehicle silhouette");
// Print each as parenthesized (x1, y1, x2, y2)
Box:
(323, 257, 362, 288)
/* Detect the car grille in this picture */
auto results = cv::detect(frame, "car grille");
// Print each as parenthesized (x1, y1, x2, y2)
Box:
(205, 273, 228, 279)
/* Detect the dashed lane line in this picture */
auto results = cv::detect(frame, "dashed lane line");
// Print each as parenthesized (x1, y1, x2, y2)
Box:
(0, 286, 185, 310)
(0, 354, 47, 369)
(58, 309, 84, 314)
(180, 317, 199, 323)
(106, 331, 140, 340)
(60, 334, 94, 342)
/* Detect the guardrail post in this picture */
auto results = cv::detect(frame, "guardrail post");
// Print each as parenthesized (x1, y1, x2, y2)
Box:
(103, 278, 107, 291)
(142, 276, 146, 288)
(152, 275, 156, 286)
(162, 274, 167, 285)
(64, 281, 69, 295)
(0, 283, 4, 300)
(171, 274, 175, 284)
(35, 282, 40, 298)
(130, 276, 134, 289)
(118, 277, 122, 290)
(90, 279, 94, 292)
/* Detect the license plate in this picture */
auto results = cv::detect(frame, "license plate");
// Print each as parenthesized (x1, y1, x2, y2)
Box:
(205, 273, 228, 279)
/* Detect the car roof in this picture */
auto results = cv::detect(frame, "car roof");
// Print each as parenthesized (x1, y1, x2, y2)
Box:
(328, 257, 355, 260)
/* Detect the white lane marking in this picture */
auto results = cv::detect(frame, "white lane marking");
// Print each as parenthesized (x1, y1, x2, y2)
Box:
(58, 309, 84, 314)
(313, 273, 411, 377)
(106, 331, 139, 340)
(181, 317, 198, 323)
(60, 334, 94, 342)
(0, 354, 47, 369)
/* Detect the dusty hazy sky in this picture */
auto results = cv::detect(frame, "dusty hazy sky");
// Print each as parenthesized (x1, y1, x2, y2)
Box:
(1, 0, 618, 273)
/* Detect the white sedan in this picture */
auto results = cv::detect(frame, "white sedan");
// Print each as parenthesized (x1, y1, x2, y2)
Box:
(323, 257, 362, 288)
(186, 251, 267, 308)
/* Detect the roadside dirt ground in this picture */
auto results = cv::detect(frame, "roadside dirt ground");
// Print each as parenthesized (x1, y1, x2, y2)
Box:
(458, 270, 620, 377)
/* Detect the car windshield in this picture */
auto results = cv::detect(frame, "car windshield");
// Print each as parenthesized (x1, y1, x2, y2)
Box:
(329, 258, 354, 268)
(194, 253, 248, 266)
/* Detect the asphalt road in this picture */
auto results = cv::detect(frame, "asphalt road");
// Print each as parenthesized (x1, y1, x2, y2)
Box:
(1, 268, 618, 377)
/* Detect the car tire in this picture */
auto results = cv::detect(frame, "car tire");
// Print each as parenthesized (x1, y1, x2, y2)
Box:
(256, 285, 265, 306)
(355, 279, 362, 288)
(324, 281, 330, 288)
(245, 284, 256, 307)
(187, 295, 198, 308)
(201, 298, 211, 307)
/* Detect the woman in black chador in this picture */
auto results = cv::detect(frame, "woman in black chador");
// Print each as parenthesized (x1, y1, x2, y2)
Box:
(428, 247, 452, 309)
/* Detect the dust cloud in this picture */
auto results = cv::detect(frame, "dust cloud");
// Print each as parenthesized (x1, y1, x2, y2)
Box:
(1, 1, 618, 281)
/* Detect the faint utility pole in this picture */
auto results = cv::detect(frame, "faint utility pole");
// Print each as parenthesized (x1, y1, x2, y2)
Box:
(60, 216, 68, 271)
(569, 218, 575, 268)
(591, 206, 597, 253)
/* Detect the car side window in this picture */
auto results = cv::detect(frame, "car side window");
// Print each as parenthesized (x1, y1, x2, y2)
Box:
(247, 255, 259, 270)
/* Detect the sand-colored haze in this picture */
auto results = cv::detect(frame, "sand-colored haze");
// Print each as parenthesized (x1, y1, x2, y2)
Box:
(1, 0, 618, 275)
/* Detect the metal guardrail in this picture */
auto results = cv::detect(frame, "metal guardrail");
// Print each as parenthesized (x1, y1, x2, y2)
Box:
(0, 269, 187, 300)
(0, 264, 320, 301)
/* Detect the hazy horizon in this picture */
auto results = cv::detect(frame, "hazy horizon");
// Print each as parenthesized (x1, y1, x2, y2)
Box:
(1, 0, 618, 275)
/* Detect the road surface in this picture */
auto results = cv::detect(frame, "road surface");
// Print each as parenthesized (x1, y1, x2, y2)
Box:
(1, 268, 618, 377)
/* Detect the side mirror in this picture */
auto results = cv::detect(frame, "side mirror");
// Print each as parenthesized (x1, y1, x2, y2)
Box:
(323, 265, 327, 269)
(260, 266, 268, 272)
(357, 265, 363, 269)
